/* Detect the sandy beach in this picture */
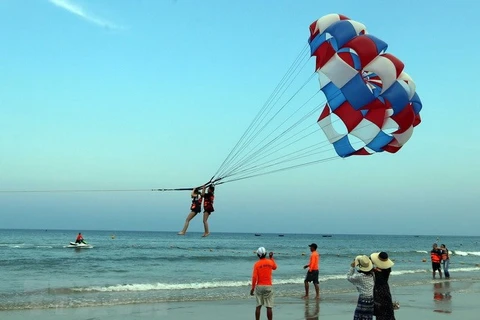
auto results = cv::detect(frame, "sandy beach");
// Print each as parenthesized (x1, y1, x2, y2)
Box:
(2, 280, 479, 320)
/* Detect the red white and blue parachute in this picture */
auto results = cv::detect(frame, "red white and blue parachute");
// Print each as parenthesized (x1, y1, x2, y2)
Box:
(211, 14, 424, 185)
(309, 14, 422, 157)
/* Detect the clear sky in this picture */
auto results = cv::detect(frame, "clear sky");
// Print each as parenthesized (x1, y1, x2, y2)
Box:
(1, 0, 478, 235)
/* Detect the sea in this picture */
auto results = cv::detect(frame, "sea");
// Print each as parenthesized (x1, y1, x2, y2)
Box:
(1, 229, 479, 311)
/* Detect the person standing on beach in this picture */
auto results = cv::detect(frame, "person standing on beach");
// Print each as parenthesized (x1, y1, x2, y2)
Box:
(251, 247, 277, 320)
(430, 243, 443, 279)
(440, 244, 450, 279)
(178, 187, 203, 235)
(303, 243, 320, 299)
(370, 252, 396, 320)
(201, 185, 215, 237)
(347, 255, 375, 320)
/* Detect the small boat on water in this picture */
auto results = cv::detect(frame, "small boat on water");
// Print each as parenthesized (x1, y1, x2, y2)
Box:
(322, 235, 332, 237)
(254, 234, 261, 236)
(278, 234, 284, 237)
(67, 242, 93, 249)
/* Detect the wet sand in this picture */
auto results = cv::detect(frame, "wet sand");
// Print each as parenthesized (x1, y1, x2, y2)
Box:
(2, 279, 479, 319)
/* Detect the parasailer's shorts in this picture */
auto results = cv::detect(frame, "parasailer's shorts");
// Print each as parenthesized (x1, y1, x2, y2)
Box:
(255, 285, 274, 308)
(204, 206, 214, 213)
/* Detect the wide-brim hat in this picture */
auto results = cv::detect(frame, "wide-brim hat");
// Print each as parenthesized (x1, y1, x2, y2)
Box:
(370, 252, 394, 269)
(355, 255, 373, 272)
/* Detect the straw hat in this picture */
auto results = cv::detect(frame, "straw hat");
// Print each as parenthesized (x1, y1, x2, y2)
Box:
(370, 252, 394, 269)
(355, 255, 373, 272)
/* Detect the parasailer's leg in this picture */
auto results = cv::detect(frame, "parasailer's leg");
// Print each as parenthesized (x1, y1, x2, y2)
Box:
(178, 211, 197, 235)
(202, 212, 210, 237)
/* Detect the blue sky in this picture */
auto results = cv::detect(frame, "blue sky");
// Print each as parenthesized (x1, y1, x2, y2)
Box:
(1, 0, 478, 235)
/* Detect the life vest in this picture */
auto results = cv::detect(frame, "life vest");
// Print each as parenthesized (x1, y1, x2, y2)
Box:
(431, 250, 441, 263)
(190, 196, 202, 211)
(441, 249, 449, 261)
(203, 193, 215, 212)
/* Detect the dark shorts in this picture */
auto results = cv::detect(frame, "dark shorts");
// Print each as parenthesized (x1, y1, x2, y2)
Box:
(432, 262, 441, 271)
(204, 206, 214, 213)
(191, 206, 201, 213)
(305, 270, 319, 284)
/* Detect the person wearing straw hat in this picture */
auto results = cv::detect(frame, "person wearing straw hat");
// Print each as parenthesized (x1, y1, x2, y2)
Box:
(251, 247, 277, 320)
(371, 252, 396, 320)
(347, 255, 374, 320)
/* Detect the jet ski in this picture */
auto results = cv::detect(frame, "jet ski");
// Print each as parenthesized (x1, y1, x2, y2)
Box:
(67, 242, 93, 248)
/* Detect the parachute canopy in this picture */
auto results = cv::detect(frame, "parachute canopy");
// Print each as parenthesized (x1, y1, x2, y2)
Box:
(309, 14, 422, 157)
(211, 14, 423, 185)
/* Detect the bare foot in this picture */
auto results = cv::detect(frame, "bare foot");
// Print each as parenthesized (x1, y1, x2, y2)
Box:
(302, 295, 309, 299)
(315, 296, 320, 300)
(177, 232, 185, 235)
(202, 233, 210, 237)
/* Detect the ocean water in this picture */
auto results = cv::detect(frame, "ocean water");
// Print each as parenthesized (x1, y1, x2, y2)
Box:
(1, 229, 479, 310)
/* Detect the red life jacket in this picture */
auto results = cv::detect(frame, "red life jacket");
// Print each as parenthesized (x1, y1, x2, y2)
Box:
(431, 250, 441, 263)
(203, 193, 215, 212)
(190, 195, 202, 211)
(441, 249, 449, 261)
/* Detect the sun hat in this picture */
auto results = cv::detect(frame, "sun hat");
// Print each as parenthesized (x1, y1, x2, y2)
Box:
(257, 247, 266, 256)
(355, 255, 373, 272)
(308, 243, 318, 250)
(370, 252, 394, 269)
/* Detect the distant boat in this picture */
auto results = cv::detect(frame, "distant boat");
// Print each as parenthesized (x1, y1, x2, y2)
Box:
(322, 235, 332, 237)
(254, 234, 261, 236)
(278, 234, 284, 237)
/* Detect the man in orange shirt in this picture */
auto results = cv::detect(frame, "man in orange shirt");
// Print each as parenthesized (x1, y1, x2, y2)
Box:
(251, 247, 277, 320)
(303, 243, 320, 299)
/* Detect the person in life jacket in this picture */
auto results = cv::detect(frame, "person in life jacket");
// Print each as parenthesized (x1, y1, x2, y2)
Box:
(440, 244, 450, 279)
(177, 187, 203, 235)
(430, 243, 443, 279)
(201, 185, 215, 237)
(75, 233, 86, 244)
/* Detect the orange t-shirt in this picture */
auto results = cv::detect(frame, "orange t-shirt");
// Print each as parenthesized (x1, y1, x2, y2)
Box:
(308, 251, 319, 271)
(251, 258, 277, 290)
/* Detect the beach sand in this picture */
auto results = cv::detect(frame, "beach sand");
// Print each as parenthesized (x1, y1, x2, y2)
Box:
(2, 280, 479, 319)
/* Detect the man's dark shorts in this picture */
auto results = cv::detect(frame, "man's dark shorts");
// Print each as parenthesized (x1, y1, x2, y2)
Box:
(305, 270, 319, 284)
(432, 262, 441, 271)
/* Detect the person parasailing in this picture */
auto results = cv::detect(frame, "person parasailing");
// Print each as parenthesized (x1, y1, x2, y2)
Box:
(201, 184, 215, 237)
(178, 187, 204, 235)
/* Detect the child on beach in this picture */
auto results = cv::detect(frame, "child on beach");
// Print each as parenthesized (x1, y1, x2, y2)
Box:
(347, 255, 374, 320)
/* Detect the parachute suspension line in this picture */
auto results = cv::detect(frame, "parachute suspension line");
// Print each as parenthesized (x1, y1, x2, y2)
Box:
(220, 95, 325, 179)
(215, 156, 341, 185)
(223, 124, 333, 180)
(215, 53, 311, 181)
(214, 43, 310, 180)
(217, 71, 317, 179)
(223, 140, 334, 180)
(0, 188, 195, 193)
